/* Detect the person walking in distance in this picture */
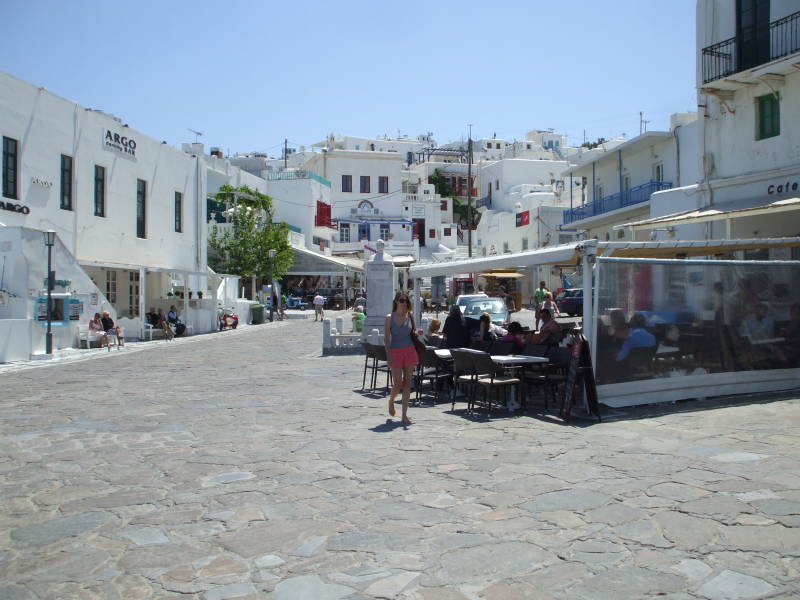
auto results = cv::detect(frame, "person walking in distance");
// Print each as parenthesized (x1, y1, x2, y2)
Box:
(533, 280, 549, 323)
(384, 291, 418, 425)
(313, 292, 325, 321)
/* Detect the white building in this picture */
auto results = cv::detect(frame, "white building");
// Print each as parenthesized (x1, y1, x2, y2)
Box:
(0, 71, 261, 359)
(624, 1, 800, 251)
(560, 116, 698, 242)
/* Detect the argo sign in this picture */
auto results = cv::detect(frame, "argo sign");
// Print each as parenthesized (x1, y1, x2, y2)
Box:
(0, 200, 30, 215)
(103, 129, 137, 158)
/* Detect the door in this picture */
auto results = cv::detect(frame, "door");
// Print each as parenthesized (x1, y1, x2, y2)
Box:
(737, 0, 770, 71)
(358, 222, 370, 241)
(413, 218, 426, 246)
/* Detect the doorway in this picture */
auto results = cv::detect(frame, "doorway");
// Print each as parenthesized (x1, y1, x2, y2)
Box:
(413, 218, 426, 247)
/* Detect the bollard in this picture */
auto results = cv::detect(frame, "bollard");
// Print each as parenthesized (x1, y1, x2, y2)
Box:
(322, 319, 332, 349)
(335, 316, 344, 336)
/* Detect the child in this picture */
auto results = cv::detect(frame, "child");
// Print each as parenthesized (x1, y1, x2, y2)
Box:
(352, 305, 365, 332)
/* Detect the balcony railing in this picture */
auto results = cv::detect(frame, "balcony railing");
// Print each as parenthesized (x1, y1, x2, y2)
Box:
(702, 10, 800, 84)
(265, 169, 332, 188)
(563, 180, 671, 225)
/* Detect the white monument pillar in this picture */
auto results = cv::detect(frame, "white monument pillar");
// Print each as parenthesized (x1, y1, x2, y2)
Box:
(363, 239, 396, 341)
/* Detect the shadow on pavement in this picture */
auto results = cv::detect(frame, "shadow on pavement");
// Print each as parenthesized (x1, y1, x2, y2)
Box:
(369, 419, 409, 432)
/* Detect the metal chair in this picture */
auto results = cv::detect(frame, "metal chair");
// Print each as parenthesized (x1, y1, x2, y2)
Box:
(450, 349, 478, 412)
(471, 351, 521, 417)
(415, 347, 452, 405)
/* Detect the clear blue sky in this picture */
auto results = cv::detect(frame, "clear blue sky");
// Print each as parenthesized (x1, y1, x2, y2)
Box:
(2, 0, 697, 154)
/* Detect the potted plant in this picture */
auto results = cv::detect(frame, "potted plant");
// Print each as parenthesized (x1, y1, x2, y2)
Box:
(197, 291, 203, 299)
(167, 291, 174, 298)
(188, 291, 193, 299)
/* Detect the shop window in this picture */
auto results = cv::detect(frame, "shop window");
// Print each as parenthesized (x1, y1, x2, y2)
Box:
(129, 271, 140, 317)
(756, 94, 779, 140)
(342, 174, 352, 192)
(379, 223, 390, 241)
(2, 136, 18, 199)
(106, 270, 117, 304)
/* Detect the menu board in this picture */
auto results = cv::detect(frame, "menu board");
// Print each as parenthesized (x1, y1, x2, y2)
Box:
(560, 333, 601, 422)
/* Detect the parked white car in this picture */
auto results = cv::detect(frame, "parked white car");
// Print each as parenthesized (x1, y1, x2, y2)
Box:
(454, 293, 489, 313)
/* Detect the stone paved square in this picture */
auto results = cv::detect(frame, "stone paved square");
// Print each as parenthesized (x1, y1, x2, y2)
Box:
(1, 316, 799, 599)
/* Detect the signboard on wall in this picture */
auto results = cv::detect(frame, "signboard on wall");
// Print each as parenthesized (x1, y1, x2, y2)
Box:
(103, 129, 137, 160)
(412, 205, 426, 218)
(515, 210, 530, 227)
(69, 298, 83, 320)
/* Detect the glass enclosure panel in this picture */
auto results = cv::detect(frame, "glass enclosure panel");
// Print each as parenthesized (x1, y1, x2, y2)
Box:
(594, 257, 800, 385)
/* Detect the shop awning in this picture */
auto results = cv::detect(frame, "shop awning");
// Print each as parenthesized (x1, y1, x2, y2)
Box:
(287, 245, 364, 276)
(615, 198, 800, 231)
(599, 237, 800, 258)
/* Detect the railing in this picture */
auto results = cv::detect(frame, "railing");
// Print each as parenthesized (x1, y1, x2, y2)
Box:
(265, 169, 332, 188)
(563, 181, 672, 225)
(702, 10, 800, 84)
(475, 196, 492, 209)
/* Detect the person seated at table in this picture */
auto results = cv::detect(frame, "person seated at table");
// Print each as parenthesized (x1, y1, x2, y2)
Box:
(146, 307, 158, 328)
(527, 308, 561, 345)
(352, 305, 365, 332)
(615, 313, 656, 361)
(88, 312, 108, 348)
(502, 321, 526, 353)
(473, 312, 505, 345)
(740, 302, 774, 342)
(100, 310, 124, 347)
(442, 305, 470, 348)
(424, 318, 444, 346)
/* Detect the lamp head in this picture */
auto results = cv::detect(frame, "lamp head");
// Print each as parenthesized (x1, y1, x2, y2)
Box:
(43, 230, 56, 246)
(268, 249, 276, 258)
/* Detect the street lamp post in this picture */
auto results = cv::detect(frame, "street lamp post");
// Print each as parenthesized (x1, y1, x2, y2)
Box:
(43, 230, 56, 354)
(268, 248, 276, 322)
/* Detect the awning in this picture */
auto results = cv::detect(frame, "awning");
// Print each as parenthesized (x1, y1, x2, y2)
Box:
(287, 245, 364, 276)
(409, 243, 581, 278)
(79, 260, 235, 279)
(615, 198, 800, 231)
(480, 271, 525, 278)
(599, 237, 800, 258)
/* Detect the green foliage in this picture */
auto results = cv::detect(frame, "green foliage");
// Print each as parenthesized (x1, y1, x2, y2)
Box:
(581, 137, 607, 150)
(428, 168, 453, 198)
(208, 185, 293, 281)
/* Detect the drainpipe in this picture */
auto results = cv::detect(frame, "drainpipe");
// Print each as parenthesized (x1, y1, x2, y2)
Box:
(673, 124, 682, 187)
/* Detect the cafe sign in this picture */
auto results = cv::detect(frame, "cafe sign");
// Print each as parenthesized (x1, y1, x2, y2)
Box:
(103, 129, 137, 159)
(767, 179, 798, 195)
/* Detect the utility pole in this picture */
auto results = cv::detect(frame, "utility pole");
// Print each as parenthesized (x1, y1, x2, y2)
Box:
(467, 125, 473, 258)
(284, 138, 288, 169)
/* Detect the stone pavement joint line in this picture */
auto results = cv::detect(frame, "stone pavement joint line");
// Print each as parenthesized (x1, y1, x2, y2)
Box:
(0, 312, 798, 598)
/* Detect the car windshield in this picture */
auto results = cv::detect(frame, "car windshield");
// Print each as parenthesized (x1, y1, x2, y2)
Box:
(457, 295, 484, 306)
(464, 299, 506, 316)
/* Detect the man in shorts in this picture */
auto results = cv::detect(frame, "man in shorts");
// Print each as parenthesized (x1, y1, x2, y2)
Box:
(313, 292, 325, 321)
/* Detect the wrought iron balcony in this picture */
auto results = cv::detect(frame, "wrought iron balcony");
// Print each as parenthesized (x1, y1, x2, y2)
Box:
(563, 180, 672, 225)
(702, 10, 800, 84)
(475, 196, 492, 209)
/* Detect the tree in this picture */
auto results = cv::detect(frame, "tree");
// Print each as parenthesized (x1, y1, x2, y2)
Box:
(581, 137, 607, 150)
(208, 185, 293, 298)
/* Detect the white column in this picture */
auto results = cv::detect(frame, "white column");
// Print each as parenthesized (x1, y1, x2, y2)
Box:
(412, 278, 422, 330)
(582, 241, 597, 354)
(139, 267, 147, 340)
